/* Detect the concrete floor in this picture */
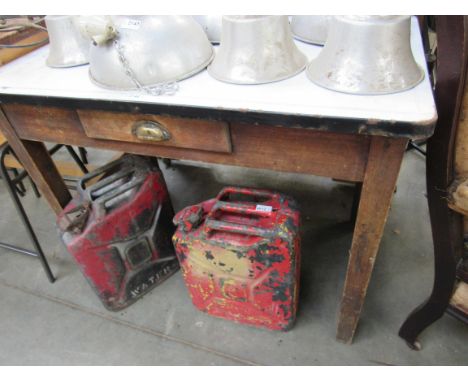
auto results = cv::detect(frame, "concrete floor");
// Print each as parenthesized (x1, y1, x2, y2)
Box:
(0, 147, 466, 365)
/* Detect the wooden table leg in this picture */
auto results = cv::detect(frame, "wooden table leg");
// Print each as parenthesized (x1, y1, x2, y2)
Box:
(336, 136, 408, 343)
(0, 108, 71, 215)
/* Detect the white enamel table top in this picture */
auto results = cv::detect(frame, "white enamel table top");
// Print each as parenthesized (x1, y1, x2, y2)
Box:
(0, 17, 436, 127)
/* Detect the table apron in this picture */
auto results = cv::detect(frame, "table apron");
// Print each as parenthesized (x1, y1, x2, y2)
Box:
(1, 103, 375, 182)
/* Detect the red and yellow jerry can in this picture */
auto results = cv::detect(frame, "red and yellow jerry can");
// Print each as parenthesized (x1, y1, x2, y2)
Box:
(57, 155, 179, 311)
(173, 187, 301, 331)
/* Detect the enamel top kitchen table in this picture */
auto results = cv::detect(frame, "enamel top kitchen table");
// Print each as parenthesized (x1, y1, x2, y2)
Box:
(0, 18, 436, 343)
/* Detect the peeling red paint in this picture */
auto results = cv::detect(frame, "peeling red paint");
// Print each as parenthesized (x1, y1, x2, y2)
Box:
(173, 187, 301, 331)
(57, 155, 179, 311)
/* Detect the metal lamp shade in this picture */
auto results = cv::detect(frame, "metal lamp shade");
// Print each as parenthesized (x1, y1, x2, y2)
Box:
(208, 15, 307, 85)
(307, 16, 425, 95)
(45, 15, 90, 68)
(192, 15, 222, 44)
(290, 16, 330, 45)
(88, 16, 214, 90)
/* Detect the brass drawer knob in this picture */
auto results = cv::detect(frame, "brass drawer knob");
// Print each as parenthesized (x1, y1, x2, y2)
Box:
(132, 121, 171, 142)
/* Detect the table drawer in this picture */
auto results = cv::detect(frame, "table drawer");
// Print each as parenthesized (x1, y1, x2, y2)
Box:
(77, 110, 232, 153)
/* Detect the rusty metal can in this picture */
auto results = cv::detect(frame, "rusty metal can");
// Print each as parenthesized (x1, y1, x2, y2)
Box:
(57, 154, 179, 311)
(173, 187, 301, 330)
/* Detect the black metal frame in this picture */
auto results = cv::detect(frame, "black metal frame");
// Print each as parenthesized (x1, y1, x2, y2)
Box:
(78, 147, 88, 164)
(0, 143, 88, 283)
(407, 141, 427, 156)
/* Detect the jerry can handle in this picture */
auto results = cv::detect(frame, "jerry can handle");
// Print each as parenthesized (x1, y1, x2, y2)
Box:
(216, 186, 277, 202)
(204, 219, 273, 238)
(77, 156, 126, 197)
(208, 186, 279, 221)
(202, 187, 279, 237)
(92, 178, 144, 217)
(207, 200, 274, 219)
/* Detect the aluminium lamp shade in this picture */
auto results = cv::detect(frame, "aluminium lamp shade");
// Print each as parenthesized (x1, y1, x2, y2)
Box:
(208, 15, 307, 85)
(307, 16, 425, 95)
(45, 15, 90, 68)
(87, 16, 214, 90)
(290, 15, 330, 46)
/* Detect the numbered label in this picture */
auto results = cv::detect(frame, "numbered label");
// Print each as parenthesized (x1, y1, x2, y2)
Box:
(121, 19, 142, 30)
(255, 204, 273, 213)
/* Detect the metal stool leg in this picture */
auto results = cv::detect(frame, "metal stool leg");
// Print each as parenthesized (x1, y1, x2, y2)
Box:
(29, 177, 41, 198)
(0, 151, 26, 195)
(23, 144, 88, 198)
(65, 145, 89, 174)
(408, 141, 427, 156)
(10, 168, 26, 194)
(78, 147, 88, 164)
(7, 168, 25, 196)
(7, 148, 40, 197)
(0, 143, 90, 282)
(0, 144, 55, 283)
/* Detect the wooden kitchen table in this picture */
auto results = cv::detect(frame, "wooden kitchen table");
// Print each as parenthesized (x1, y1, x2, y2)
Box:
(0, 18, 436, 344)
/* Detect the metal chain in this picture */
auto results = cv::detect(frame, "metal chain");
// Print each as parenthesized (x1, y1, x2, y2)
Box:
(113, 39, 179, 96)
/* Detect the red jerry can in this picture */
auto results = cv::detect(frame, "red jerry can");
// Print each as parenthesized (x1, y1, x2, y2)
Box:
(173, 187, 301, 331)
(57, 154, 179, 311)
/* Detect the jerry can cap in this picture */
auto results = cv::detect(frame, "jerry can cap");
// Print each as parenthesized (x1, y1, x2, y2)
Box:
(173, 204, 204, 232)
(57, 202, 91, 234)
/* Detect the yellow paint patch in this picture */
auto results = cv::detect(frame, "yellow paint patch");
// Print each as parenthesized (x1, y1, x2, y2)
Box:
(185, 240, 251, 278)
